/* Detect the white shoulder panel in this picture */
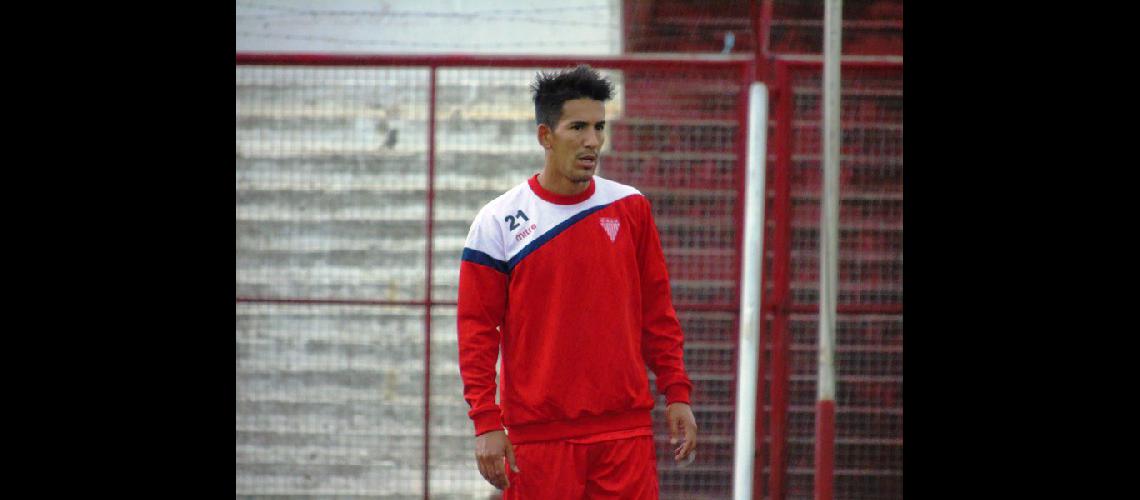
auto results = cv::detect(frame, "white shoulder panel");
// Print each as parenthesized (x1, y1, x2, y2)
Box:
(462, 180, 531, 262)
(464, 175, 644, 270)
(592, 175, 642, 204)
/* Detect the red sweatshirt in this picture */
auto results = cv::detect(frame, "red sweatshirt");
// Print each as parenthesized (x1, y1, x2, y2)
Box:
(457, 174, 692, 444)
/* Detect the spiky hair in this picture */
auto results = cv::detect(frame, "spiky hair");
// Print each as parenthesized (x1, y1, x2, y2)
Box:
(530, 64, 614, 127)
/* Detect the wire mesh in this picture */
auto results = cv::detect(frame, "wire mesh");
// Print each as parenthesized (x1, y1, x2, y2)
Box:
(429, 66, 627, 304)
(603, 64, 743, 498)
(606, 65, 742, 311)
(428, 306, 497, 498)
(236, 302, 426, 497)
(623, 0, 906, 58)
(236, 64, 433, 498)
(236, 65, 431, 302)
(778, 64, 903, 500)
(766, 0, 904, 56)
(428, 65, 631, 496)
(237, 59, 749, 499)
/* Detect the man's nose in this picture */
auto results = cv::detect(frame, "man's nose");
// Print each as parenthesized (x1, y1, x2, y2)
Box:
(583, 129, 601, 149)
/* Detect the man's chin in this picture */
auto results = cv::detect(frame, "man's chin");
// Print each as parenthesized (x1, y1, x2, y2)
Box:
(571, 170, 595, 182)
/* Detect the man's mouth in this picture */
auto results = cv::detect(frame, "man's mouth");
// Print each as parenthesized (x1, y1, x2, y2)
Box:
(576, 154, 597, 168)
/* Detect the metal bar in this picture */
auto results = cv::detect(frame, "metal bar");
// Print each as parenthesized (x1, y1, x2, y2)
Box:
(815, 1, 843, 499)
(814, 400, 837, 500)
(789, 304, 902, 315)
(422, 65, 438, 500)
(770, 239, 791, 500)
(819, 0, 843, 410)
(754, 0, 776, 81)
(752, 82, 778, 500)
(236, 52, 753, 69)
(235, 297, 439, 307)
(775, 55, 902, 68)
(759, 0, 775, 59)
(733, 81, 767, 500)
(671, 303, 740, 312)
(767, 59, 795, 500)
(772, 19, 903, 28)
(233, 297, 747, 312)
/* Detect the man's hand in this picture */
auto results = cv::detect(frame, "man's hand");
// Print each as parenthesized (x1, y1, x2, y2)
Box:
(666, 402, 698, 463)
(474, 430, 519, 490)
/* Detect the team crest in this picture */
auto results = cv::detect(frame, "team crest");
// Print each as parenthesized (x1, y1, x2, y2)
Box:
(600, 217, 620, 242)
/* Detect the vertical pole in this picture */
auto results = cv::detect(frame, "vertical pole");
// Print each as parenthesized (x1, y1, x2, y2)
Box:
(733, 64, 752, 339)
(816, 1, 842, 500)
(731, 64, 752, 498)
(768, 60, 794, 500)
(423, 65, 438, 500)
(754, 0, 775, 81)
(733, 81, 768, 500)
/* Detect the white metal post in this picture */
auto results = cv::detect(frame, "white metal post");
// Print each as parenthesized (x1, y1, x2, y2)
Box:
(733, 82, 768, 500)
(817, 0, 842, 500)
(819, 0, 842, 407)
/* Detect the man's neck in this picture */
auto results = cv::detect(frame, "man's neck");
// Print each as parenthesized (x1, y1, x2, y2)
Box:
(536, 169, 591, 196)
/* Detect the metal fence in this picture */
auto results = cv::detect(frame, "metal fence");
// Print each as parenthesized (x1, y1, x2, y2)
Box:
(236, 54, 753, 499)
(235, 53, 901, 500)
(759, 59, 903, 500)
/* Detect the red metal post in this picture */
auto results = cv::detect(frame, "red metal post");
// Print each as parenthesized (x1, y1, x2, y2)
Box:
(813, 399, 836, 500)
(753, 0, 775, 81)
(766, 60, 795, 500)
(759, 0, 774, 59)
(751, 82, 778, 500)
(423, 66, 438, 500)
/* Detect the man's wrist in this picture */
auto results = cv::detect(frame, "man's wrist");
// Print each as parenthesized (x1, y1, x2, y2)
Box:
(472, 411, 504, 436)
(665, 384, 692, 405)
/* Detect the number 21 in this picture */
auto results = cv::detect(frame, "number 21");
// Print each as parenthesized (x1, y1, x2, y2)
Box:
(505, 210, 529, 230)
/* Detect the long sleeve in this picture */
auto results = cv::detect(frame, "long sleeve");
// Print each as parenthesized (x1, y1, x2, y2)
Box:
(457, 209, 510, 435)
(635, 196, 694, 405)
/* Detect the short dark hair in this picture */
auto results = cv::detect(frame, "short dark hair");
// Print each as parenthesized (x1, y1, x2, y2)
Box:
(530, 64, 614, 128)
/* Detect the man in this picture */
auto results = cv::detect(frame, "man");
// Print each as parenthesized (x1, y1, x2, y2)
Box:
(457, 65, 697, 499)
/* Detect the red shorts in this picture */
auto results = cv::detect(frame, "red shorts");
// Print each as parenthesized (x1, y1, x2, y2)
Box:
(502, 435, 658, 499)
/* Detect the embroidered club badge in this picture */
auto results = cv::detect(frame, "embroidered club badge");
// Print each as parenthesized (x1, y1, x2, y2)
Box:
(600, 217, 620, 242)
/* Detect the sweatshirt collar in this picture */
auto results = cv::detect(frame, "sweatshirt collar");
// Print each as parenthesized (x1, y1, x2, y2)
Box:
(528, 173, 595, 205)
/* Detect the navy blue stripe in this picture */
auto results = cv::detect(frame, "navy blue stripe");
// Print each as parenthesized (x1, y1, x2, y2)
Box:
(507, 203, 611, 272)
(461, 248, 509, 274)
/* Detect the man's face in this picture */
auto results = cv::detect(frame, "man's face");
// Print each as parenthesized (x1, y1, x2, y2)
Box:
(541, 98, 606, 186)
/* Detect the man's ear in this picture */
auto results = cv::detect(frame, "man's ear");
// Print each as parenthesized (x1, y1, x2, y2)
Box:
(536, 123, 552, 150)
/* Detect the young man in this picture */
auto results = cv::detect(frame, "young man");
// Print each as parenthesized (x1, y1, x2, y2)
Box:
(457, 65, 697, 499)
